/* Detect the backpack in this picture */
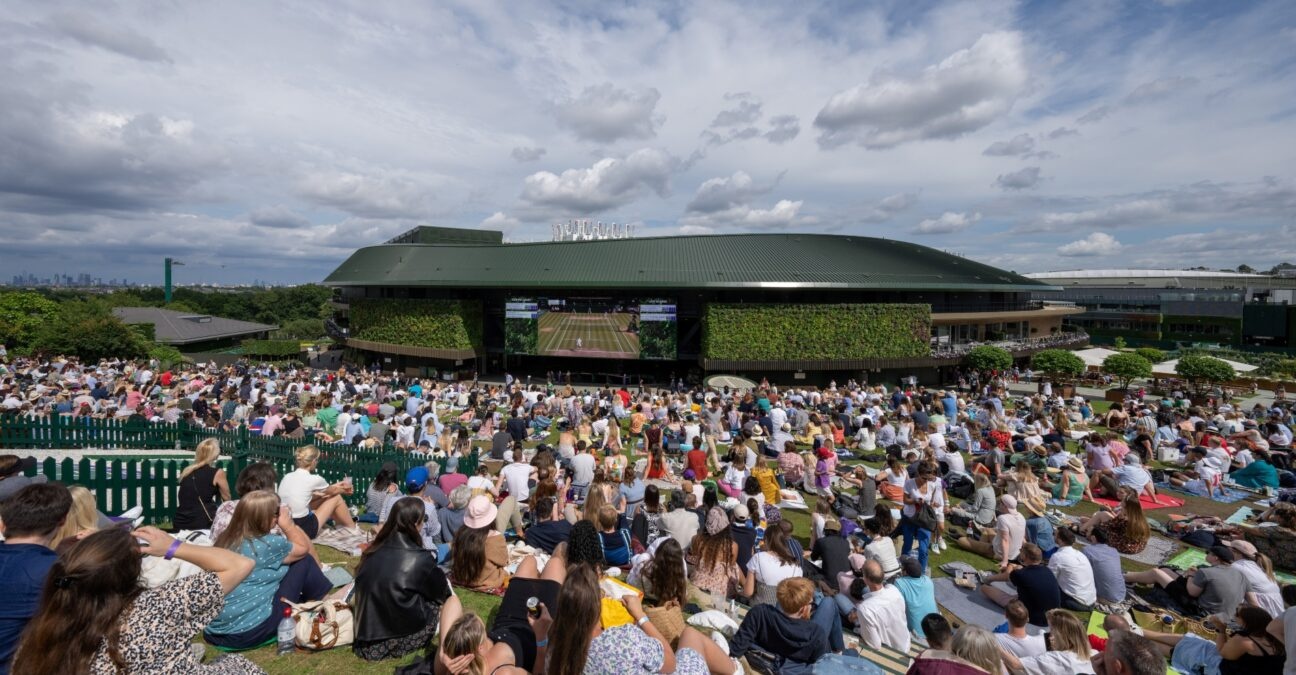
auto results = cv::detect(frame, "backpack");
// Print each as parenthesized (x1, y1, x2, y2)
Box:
(946, 473, 975, 500)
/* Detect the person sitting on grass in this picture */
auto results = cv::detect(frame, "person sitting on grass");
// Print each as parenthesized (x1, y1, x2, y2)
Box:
(352, 497, 452, 661)
(956, 494, 1026, 572)
(276, 445, 358, 540)
(977, 543, 1061, 628)
(451, 496, 511, 592)
(13, 526, 255, 673)
(1077, 488, 1150, 555)
(1141, 606, 1284, 675)
(0, 483, 72, 673)
(994, 600, 1045, 660)
(1122, 545, 1248, 620)
(997, 609, 1095, 675)
(203, 490, 332, 650)
(433, 544, 567, 675)
(894, 555, 938, 639)
(1166, 446, 1224, 499)
(848, 560, 911, 652)
(909, 615, 993, 675)
(1048, 526, 1096, 611)
(729, 577, 837, 674)
(596, 504, 632, 566)
(524, 496, 571, 554)
(1228, 449, 1279, 490)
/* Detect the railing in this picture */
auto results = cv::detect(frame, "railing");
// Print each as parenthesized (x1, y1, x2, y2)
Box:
(0, 416, 480, 524)
(325, 318, 350, 340)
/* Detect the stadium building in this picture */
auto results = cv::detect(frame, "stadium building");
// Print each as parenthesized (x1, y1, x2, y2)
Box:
(323, 226, 1086, 383)
(1025, 269, 1296, 351)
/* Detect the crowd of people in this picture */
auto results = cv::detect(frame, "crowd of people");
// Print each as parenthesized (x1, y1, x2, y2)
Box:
(0, 354, 1295, 674)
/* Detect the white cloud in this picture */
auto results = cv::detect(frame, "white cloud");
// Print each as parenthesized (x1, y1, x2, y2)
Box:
(1021, 177, 1296, 232)
(859, 191, 919, 222)
(1057, 232, 1122, 256)
(297, 170, 439, 219)
(983, 133, 1035, 156)
(519, 148, 674, 215)
(912, 211, 981, 234)
(686, 171, 771, 213)
(813, 31, 1028, 149)
(553, 83, 661, 143)
(481, 211, 521, 231)
(680, 199, 806, 230)
(510, 146, 546, 162)
(995, 166, 1043, 191)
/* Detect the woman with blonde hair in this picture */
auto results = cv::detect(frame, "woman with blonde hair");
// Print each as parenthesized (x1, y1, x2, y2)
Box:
(998, 609, 1094, 674)
(173, 438, 230, 531)
(204, 490, 331, 650)
(276, 444, 357, 539)
(52, 485, 99, 550)
(951, 625, 1004, 675)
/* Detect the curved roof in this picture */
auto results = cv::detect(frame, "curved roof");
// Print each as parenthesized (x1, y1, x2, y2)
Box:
(1027, 269, 1266, 280)
(324, 232, 1053, 292)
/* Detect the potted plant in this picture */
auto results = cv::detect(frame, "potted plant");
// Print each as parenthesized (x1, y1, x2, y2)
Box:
(1030, 349, 1085, 399)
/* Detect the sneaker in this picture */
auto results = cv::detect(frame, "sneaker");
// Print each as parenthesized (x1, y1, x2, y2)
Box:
(954, 575, 976, 589)
(119, 506, 144, 521)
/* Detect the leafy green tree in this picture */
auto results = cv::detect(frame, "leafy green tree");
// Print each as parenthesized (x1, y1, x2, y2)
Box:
(1112, 336, 1127, 350)
(274, 318, 326, 340)
(964, 345, 1013, 373)
(30, 301, 147, 360)
(1134, 347, 1165, 364)
(1031, 349, 1086, 381)
(1174, 355, 1236, 390)
(0, 291, 59, 347)
(1102, 352, 1152, 389)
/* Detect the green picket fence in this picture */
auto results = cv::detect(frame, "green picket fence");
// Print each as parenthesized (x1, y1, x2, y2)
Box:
(19, 448, 481, 526)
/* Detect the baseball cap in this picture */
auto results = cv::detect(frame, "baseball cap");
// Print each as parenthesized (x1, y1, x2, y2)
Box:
(405, 466, 429, 492)
(733, 504, 750, 522)
(999, 494, 1018, 510)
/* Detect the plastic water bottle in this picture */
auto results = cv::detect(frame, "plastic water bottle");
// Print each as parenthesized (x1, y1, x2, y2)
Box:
(276, 607, 295, 655)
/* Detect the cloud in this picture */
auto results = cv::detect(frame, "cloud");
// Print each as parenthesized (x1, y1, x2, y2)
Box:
(248, 206, 310, 229)
(1076, 105, 1112, 125)
(481, 211, 521, 231)
(519, 148, 674, 215)
(764, 115, 801, 144)
(1057, 232, 1122, 256)
(680, 199, 807, 230)
(297, 170, 439, 219)
(510, 146, 546, 162)
(686, 171, 773, 213)
(46, 11, 173, 64)
(1021, 177, 1296, 232)
(912, 211, 981, 234)
(1123, 75, 1198, 105)
(553, 83, 661, 143)
(710, 93, 763, 127)
(983, 133, 1035, 157)
(1047, 127, 1079, 139)
(995, 166, 1042, 191)
(859, 191, 919, 222)
(813, 31, 1027, 149)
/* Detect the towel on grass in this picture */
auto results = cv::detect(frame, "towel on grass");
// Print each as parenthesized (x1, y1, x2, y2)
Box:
(1078, 534, 1178, 566)
(313, 526, 371, 557)
(931, 577, 1044, 636)
(1092, 492, 1184, 510)
(1155, 482, 1254, 504)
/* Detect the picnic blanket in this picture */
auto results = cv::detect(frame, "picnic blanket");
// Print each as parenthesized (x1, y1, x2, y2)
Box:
(1166, 546, 1296, 585)
(1092, 492, 1184, 510)
(313, 526, 371, 557)
(1224, 506, 1256, 525)
(1079, 534, 1178, 566)
(931, 577, 1045, 636)
(1155, 482, 1253, 504)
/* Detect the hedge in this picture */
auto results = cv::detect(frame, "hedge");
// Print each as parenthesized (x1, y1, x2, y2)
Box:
(241, 339, 302, 357)
(351, 299, 482, 351)
(702, 304, 930, 360)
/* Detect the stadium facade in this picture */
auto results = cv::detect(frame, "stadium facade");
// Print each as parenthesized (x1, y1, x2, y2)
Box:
(323, 226, 1086, 383)
(1025, 269, 1296, 352)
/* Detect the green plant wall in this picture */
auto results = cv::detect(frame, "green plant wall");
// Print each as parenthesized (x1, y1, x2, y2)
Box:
(351, 299, 482, 351)
(703, 303, 930, 360)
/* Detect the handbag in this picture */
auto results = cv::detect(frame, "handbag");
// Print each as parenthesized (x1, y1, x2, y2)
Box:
(287, 598, 354, 650)
(910, 502, 939, 532)
(644, 600, 687, 646)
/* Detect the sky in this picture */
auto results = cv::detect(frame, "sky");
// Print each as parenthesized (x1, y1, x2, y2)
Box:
(1, 0, 1295, 285)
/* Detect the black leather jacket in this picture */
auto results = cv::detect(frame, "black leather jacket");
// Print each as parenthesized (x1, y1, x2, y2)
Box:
(352, 531, 451, 643)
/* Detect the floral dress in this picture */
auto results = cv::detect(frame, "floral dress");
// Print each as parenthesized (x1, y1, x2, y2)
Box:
(1099, 514, 1148, 554)
(584, 623, 706, 674)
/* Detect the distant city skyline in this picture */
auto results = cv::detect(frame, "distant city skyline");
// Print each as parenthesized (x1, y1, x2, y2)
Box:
(1, 2, 1293, 284)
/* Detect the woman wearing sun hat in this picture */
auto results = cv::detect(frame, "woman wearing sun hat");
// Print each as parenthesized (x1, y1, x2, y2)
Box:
(450, 495, 510, 592)
(1049, 456, 1090, 504)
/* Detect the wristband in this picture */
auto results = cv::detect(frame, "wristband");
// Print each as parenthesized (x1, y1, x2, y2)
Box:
(636, 615, 650, 627)
(535, 639, 548, 648)
(164, 539, 182, 560)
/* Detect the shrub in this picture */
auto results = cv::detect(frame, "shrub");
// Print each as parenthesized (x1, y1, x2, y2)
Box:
(241, 339, 302, 357)
(1275, 359, 1296, 379)
(1031, 349, 1086, 380)
(351, 299, 482, 351)
(148, 343, 187, 370)
(1174, 354, 1235, 389)
(30, 301, 147, 361)
(702, 304, 930, 361)
(1102, 352, 1152, 389)
(964, 345, 1013, 373)
(1134, 347, 1165, 364)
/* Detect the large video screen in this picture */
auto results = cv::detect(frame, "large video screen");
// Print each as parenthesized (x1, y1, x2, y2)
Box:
(505, 297, 676, 359)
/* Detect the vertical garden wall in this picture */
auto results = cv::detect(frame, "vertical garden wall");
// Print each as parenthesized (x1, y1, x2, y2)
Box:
(702, 303, 931, 360)
(350, 299, 483, 351)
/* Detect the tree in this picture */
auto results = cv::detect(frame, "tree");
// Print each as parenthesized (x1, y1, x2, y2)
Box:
(273, 318, 326, 340)
(0, 291, 58, 347)
(1174, 355, 1235, 391)
(1134, 347, 1165, 364)
(30, 301, 147, 361)
(1102, 352, 1152, 389)
(1112, 336, 1127, 350)
(1031, 349, 1086, 381)
(1272, 359, 1296, 379)
(964, 345, 1013, 373)
(1236, 264, 1255, 274)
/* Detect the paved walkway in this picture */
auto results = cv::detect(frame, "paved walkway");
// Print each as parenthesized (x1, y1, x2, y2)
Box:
(1003, 381, 1279, 407)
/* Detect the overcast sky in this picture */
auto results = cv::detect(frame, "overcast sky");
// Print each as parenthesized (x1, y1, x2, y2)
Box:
(2, 0, 1294, 285)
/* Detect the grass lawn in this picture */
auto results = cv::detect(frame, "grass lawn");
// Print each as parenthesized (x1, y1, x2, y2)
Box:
(217, 409, 1264, 673)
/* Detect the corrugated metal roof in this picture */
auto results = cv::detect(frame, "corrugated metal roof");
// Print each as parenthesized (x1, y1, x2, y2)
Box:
(112, 307, 277, 345)
(324, 233, 1054, 292)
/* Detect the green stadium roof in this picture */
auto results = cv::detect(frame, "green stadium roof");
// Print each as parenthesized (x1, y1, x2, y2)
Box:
(324, 229, 1056, 292)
